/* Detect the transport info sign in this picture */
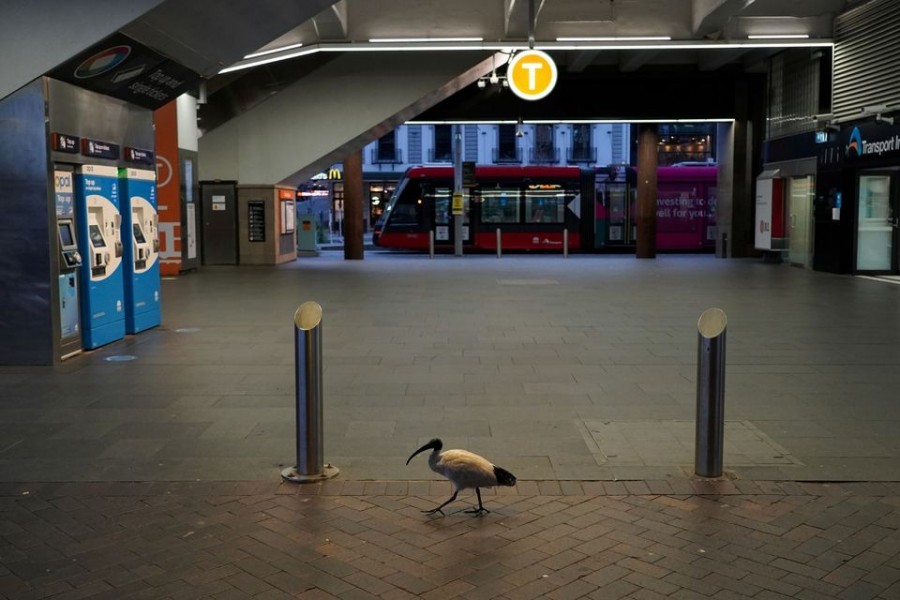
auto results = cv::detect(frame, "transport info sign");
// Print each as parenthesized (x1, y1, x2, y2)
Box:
(506, 50, 558, 101)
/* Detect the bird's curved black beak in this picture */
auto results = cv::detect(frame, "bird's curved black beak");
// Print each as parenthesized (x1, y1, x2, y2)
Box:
(406, 439, 441, 465)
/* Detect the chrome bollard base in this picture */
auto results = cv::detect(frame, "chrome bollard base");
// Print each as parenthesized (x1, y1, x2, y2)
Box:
(281, 464, 340, 484)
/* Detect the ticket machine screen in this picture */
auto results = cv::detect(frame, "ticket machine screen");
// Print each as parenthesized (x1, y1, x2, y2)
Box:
(57, 219, 81, 270)
(58, 222, 74, 246)
(89, 224, 106, 247)
(133, 223, 147, 244)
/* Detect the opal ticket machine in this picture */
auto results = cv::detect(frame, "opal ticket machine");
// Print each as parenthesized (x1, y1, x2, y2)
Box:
(119, 168, 161, 333)
(54, 167, 82, 359)
(75, 164, 125, 349)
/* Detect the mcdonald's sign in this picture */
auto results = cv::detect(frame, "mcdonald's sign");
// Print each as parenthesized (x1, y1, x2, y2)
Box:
(328, 167, 342, 180)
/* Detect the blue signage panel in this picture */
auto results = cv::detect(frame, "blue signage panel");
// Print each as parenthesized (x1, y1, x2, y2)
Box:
(75, 165, 126, 349)
(841, 120, 900, 165)
(119, 168, 161, 334)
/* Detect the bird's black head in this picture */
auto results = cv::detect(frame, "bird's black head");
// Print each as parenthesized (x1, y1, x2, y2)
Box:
(405, 438, 443, 465)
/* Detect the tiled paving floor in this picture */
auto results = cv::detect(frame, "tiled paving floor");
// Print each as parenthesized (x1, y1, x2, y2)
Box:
(2, 253, 900, 598)
(2, 253, 900, 482)
(1, 480, 899, 599)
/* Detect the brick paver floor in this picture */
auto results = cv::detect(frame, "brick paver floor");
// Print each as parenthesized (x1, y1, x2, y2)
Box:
(1, 479, 899, 599)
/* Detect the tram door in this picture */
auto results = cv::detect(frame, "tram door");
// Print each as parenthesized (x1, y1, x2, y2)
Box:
(598, 182, 632, 247)
(429, 184, 470, 248)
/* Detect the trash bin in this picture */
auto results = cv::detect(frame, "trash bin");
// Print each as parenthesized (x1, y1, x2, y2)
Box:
(297, 218, 318, 254)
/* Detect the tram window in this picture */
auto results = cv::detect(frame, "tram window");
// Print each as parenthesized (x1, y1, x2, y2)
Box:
(480, 186, 520, 223)
(430, 186, 451, 225)
(388, 181, 424, 226)
(389, 202, 422, 226)
(427, 185, 470, 225)
(525, 184, 568, 223)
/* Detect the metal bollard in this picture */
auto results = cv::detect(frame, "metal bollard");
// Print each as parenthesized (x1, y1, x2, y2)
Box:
(695, 308, 727, 477)
(563, 228, 569, 258)
(282, 301, 339, 483)
(496, 228, 502, 258)
(429, 230, 435, 259)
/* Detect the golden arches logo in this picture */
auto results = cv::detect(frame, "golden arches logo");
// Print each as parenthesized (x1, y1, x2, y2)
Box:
(507, 50, 558, 101)
(328, 167, 342, 180)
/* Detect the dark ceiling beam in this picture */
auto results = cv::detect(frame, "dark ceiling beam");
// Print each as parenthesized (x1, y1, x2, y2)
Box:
(698, 48, 748, 71)
(620, 50, 659, 72)
(568, 50, 601, 72)
(312, 0, 347, 40)
(693, 0, 757, 38)
(504, 0, 547, 40)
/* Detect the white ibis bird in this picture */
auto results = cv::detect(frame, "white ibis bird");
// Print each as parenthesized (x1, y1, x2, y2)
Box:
(406, 438, 517, 515)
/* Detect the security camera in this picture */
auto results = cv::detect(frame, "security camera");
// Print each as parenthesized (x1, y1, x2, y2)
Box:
(862, 105, 889, 114)
(812, 113, 833, 121)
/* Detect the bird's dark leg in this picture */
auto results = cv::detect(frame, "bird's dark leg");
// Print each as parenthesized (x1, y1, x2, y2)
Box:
(464, 488, 490, 515)
(423, 490, 458, 515)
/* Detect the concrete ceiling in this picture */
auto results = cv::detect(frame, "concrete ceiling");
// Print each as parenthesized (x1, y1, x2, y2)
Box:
(224, 0, 857, 76)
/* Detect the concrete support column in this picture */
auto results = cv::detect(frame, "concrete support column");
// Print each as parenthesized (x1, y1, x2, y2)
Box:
(729, 78, 754, 258)
(636, 123, 658, 259)
(716, 122, 734, 258)
(343, 150, 364, 260)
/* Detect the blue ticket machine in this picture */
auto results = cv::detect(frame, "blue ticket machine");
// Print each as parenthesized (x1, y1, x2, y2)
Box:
(54, 167, 82, 359)
(75, 164, 125, 349)
(119, 168, 161, 333)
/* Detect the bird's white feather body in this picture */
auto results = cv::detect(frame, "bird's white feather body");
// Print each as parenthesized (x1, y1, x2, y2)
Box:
(429, 449, 497, 490)
(406, 438, 515, 514)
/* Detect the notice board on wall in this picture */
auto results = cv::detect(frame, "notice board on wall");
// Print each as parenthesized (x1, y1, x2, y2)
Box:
(248, 201, 266, 242)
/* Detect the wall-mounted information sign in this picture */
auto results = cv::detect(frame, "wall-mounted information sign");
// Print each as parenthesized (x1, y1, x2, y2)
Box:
(125, 147, 155, 165)
(48, 32, 201, 110)
(52, 133, 80, 154)
(248, 201, 266, 242)
(281, 200, 295, 234)
(81, 138, 120, 160)
(452, 192, 464, 215)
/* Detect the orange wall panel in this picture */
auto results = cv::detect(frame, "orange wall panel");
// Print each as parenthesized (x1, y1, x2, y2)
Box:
(154, 101, 182, 276)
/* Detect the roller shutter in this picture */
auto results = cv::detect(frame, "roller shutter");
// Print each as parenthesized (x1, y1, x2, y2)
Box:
(833, 0, 900, 122)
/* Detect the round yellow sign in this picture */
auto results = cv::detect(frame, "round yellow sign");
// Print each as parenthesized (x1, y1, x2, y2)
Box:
(506, 49, 558, 101)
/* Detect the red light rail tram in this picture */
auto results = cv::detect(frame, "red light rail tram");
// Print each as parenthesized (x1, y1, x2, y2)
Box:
(373, 164, 717, 253)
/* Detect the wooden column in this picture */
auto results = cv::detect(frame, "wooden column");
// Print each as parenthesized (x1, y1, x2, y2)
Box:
(635, 124, 658, 259)
(343, 149, 364, 260)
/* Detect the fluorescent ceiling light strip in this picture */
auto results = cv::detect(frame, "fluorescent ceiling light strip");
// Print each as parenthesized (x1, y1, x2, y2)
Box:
(369, 37, 483, 43)
(219, 46, 319, 74)
(407, 118, 736, 125)
(243, 42, 304, 59)
(549, 40, 831, 50)
(556, 36, 671, 41)
(322, 44, 487, 52)
(219, 38, 832, 73)
(747, 34, 810, 39)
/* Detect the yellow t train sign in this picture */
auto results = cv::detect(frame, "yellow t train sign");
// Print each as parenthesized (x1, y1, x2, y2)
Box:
(506, 50, 558, 101)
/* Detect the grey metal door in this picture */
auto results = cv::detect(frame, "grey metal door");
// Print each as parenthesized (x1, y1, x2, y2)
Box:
(200, 181, 238, 265)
